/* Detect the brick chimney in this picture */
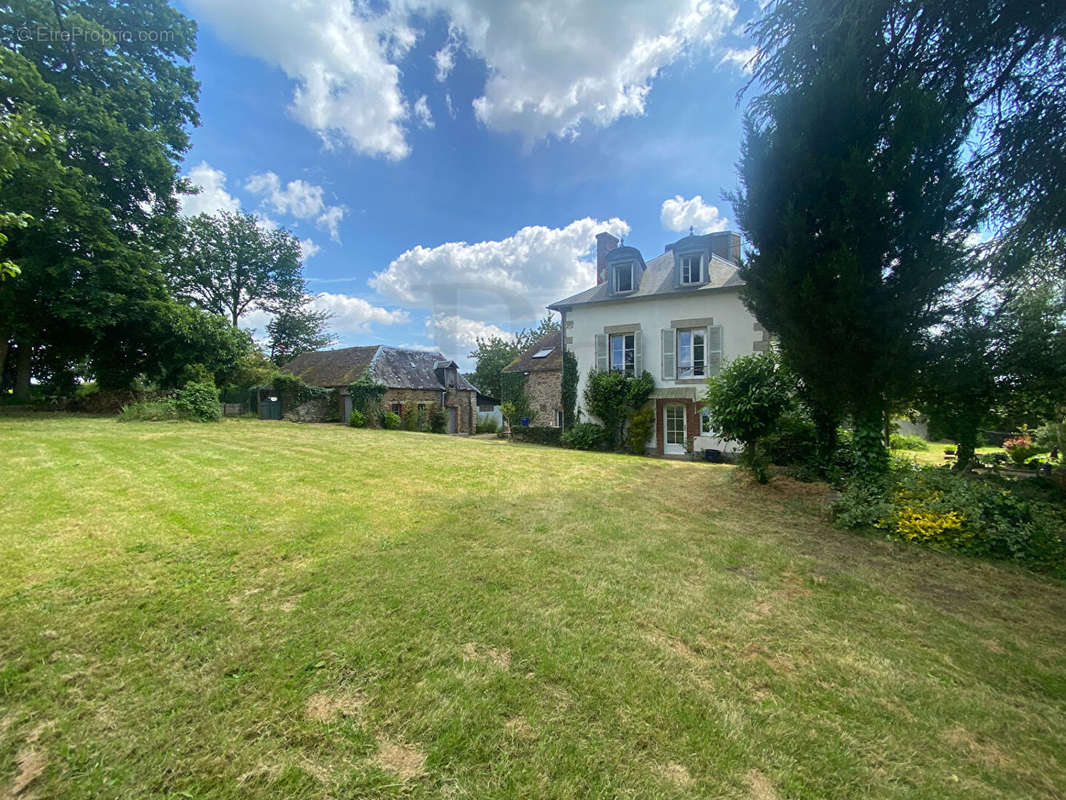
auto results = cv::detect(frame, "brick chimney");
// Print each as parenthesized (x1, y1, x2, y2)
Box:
(595, 232, 619, 285)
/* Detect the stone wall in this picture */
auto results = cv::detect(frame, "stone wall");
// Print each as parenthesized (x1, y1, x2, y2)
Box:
(525, 370, 562, 427)
(284, 396, 334, 423)
(381, 388, 477, 434)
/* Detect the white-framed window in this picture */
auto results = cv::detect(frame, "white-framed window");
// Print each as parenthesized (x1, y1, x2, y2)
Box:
(680, 254, 701, 284)
(700, 407, 713, 434)
(677, 328, 706, 378)
(610, 333, 635, 375)
(556, 410, 563, 427)
(614, 262, 634, 293)
(665, 405, 686, 447)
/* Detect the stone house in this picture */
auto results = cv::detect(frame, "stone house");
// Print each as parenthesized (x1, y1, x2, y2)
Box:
(502, 331, 563, 427)
(283, 345, 478, 434)
(549, 229, 763, 456)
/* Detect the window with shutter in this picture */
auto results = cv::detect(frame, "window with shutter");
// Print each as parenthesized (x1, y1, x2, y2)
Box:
(661, 328, 676, 381)
(609, 334, 635, 375)
(677, 328, 706, 378)
(595, 334, 608, 372)
(707, 325, 723, 374)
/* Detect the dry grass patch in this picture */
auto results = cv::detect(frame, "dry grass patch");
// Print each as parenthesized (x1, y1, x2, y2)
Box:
(4, 724, 49, 799)
(656, 761, 695, 787)
(304, 691, 366, 723)
(461, 641, 511, 669)
(373, 738, 426, 781)
(746, 769, 780, 800)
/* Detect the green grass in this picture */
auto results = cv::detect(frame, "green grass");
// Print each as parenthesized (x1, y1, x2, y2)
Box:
(2, 417, 1066, 799)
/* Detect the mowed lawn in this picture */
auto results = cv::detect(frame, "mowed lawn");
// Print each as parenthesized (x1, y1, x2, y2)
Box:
(2, 418, 1065, 799)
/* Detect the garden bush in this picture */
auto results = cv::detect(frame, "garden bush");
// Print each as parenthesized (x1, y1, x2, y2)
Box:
(511, 425, 562, 446)
(889, 433, 930, 451)
(348, 409, 367, 428)
(1004, 435, 1041, 465)
(174, 381, 222, 422)
(583, 369, 654, 449)
(475, 418, 500, 434)
(117, 399, 179, 422)
(703, 352, 792, 482)
(562, 422, 608, 451)
(402, 405, 420, 431)
(762, 414, 819, 465)
(833, 465, 1066, 574)
(624, 406, 655, 455)
(382, 411, 402, 430)
(429, 405, 447, 433)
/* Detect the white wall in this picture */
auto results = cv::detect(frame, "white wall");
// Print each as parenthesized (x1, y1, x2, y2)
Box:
(565, 286, 759, 451)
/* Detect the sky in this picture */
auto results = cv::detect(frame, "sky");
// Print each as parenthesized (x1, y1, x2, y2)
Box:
(174, 0, 761, 367)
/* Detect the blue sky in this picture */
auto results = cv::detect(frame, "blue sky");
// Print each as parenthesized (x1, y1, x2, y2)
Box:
(174, 0, 759, 366)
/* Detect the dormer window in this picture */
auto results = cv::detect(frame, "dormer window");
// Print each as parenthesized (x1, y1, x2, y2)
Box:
(680, 254, 702, 285)
(614, 262, 634, 293)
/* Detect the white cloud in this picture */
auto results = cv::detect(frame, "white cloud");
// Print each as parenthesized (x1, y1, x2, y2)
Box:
(413, 95, 435, 129)
(433, 29, 459, 82)
(299, 238, 321, 259)
(179, 161, 241, 216)
(184, 0, 411, 160)
(451, 0, 738, 144)
(312, 292, 410, 333)
(188, 0, 739, 157)
(719, 46, 757, 73)
(425, 314, 513, 366)
(369, 216, 630, 323)
(246, 171, 347, 242)
(660, 194, 729, 234)
(315, 206, 345, 243)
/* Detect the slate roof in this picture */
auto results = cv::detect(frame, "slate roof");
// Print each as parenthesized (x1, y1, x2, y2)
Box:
(283, 345, 476, 391)
(283, 345, 378, 387)
(503, 331, 562, 374)
(548, 251, 744, 310)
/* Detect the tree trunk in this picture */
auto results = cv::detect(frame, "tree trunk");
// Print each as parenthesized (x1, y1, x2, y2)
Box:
(812, 407, 839, 471)
(953, 428, 977, 473)
(13, 342, 31, 401)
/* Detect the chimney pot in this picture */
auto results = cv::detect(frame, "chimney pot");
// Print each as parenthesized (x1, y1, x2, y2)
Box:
(595, 232, 620, 286)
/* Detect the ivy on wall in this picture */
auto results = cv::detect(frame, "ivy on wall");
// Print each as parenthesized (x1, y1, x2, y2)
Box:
(348, 372, 388, 424)
(562, 351, 578, 428)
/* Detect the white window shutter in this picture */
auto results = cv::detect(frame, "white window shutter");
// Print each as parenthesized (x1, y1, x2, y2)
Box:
(595, 334, 608, 372)
(708, 325, 723, 374)
(661, 328, 675, 381)
(633, 331, 643, 376)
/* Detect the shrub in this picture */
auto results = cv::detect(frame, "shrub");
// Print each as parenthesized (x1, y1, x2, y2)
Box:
(703, 352, 792, 483)
(889, 433, 929, 451)
(512, 425, 562, 446)
(429, 405, 447, 433)
(1004, 435, 1041, 465)
(476, 418, 500, 434)
(624, 405, 655, 455)
(762, 413, 818, 466)
(402, 405, 420, 431)
(584, 369, 654, 449)
(117, 399, 179, 422)
(383, 411, 402, 430)
(834, 466, 1066, 573)
(348, 409, 367, 428)
(562, 422, 608, 451)
(175, 381, 221, 422)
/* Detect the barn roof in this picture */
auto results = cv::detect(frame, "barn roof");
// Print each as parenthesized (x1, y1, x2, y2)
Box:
(283, 345, 476, 392)
(502, 331, 563, 374)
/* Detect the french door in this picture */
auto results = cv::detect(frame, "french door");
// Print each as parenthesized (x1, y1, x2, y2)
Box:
(664, 404, 686, 455)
